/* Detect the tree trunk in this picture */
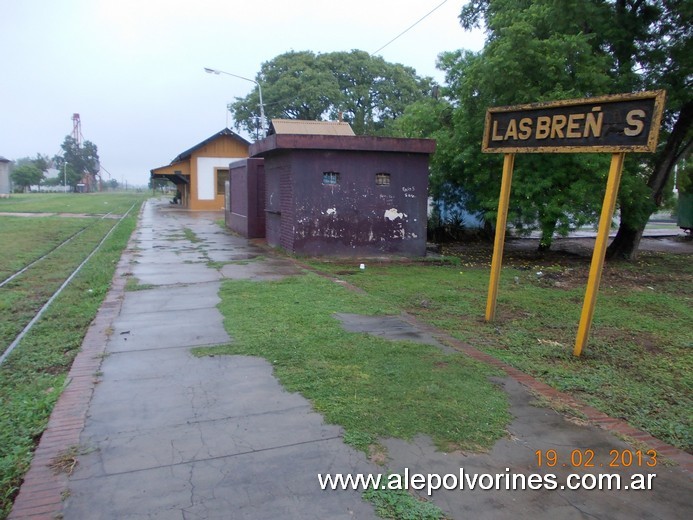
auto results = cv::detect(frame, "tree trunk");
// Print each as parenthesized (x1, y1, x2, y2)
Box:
(607, 100, 693, 260)
(538, 218, 557, 252)
(605, 218, 644, 261)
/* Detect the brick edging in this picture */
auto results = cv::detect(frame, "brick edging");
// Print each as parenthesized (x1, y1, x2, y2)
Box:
(399, 311, 693, 475)
(8, 209, 142, 520)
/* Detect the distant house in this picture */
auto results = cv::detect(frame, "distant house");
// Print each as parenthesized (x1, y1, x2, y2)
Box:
(0, 156, 11, 198)
(150, 128, 250, 211)
(227, 119, 436, 257)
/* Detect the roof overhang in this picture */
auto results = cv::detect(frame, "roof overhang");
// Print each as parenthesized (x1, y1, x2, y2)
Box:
(150, 171, 189, 185)
(250, 134, 436, 157)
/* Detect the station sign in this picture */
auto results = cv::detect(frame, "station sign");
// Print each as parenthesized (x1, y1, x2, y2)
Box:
(481, 90, 667, 356)
(482, 91, 665, 153)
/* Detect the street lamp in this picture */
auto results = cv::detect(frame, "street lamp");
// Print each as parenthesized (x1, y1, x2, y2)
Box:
(204, 67, 266, 135)
(63, 161, 68, 193)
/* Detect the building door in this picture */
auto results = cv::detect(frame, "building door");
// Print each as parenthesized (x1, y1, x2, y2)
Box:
(265, 167, 282, 248)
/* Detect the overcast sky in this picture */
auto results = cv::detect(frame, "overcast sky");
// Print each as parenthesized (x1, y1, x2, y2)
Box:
(1, 0, 484, 186)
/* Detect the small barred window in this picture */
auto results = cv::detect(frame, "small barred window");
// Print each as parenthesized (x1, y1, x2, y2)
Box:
(323, 171, 340, 185)
(375, 172, 391, 186)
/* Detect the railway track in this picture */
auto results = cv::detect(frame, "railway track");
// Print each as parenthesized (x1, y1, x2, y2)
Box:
(0, 204, 137, 365)
(0, 212, 115, 289)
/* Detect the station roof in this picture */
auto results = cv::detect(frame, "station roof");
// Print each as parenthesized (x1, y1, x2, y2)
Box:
(268, 119, 355, 137)
(172, 128, 250, 162)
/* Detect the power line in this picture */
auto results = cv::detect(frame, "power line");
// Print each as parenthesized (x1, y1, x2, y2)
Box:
(371, 0, 450, 55)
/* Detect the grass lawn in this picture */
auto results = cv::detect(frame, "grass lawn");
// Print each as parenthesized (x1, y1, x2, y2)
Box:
(0, 195, 143, 519)
(307, 243, 692, 454)
(0, 220, 117, 355)
(194, 274, 511, 456)
(0, 216, 95, 281)
(0, 192, 146, 214)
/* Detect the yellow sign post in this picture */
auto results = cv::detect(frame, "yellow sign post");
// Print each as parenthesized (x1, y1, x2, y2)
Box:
(574, 152, 625, 355)
(481, 91, 665, 356)
(485, 153, 515, 322)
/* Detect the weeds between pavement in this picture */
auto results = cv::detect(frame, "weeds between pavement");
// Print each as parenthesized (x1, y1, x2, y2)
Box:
(195, 273, 509, 520)
(363, 485, 448, 520)
(193, 246, 690, 519)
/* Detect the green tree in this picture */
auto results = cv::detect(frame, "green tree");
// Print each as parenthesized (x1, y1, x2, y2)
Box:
(231, 50, 339, 137)
(677, 157, 692, 194)
(53, 136, 100, 190)
(398, 0, 690, 255)
(603, 1, 692, 259)
(149, 177, 171, 192)
(229, 50, 433, 137)
(31, 153, 50, 175)
(322, 50, 433, 135)
(406, 1, 617, 249)
(10, 154, 51, 191)
(43, 175, 63, 187)
(10, 163, 43, 192)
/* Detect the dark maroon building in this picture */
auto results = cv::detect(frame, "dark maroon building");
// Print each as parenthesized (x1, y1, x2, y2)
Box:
(226, 120, 435, 257)
(225, 158, 265, 238)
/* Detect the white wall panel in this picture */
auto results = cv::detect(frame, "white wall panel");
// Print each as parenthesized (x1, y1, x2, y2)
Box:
(196, 157, 239, 200)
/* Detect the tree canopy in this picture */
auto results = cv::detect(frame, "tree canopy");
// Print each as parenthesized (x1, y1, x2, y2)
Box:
(11, 164, 43, 192)
(391, 0, 691, 256)
(10, 154, 50, 192)
(53, 136, 100, 190)
(228, 50, 434, 136)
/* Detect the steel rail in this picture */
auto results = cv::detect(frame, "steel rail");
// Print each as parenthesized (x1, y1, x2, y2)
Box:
(0, 204, 137, 366)
(0, 212, 115, 289)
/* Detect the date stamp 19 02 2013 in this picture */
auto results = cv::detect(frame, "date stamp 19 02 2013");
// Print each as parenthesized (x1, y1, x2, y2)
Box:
(535, 449, 658, 469)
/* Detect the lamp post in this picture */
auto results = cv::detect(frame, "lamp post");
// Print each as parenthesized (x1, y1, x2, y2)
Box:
(63, 161, 68, 193)
(204, 67, 266, 135)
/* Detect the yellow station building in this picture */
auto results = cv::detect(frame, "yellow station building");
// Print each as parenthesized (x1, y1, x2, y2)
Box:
(151, 128, 250, 211)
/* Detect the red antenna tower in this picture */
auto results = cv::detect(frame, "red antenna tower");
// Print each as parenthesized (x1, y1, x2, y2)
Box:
(72, 113, 82, 146)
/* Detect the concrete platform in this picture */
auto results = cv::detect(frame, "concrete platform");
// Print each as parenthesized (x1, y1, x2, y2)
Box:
(382, 377, 690, 520)
(10, 199, 691, 520)
(61, 200, 378, 519)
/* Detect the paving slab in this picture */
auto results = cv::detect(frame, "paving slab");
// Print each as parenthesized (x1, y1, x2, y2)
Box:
(67, 439, 376, 520)
(75, 354, 344, 479)
(220, 257, 304, 281)
(381, 377, 690, 520)
(128, 248, 209, 265)
(83, 350, 316, 434)
(131, 260, 223, 285)
(117, 282, 222, 314)
(60, 200, 379, 520)
(108, 304, 229, 348)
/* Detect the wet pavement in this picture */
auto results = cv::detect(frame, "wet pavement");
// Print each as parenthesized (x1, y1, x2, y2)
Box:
(12, 198, 691, 519)
(61, 200, 376, 519)
(382, 376, 690, 520)
(334, 313, 456, 353)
